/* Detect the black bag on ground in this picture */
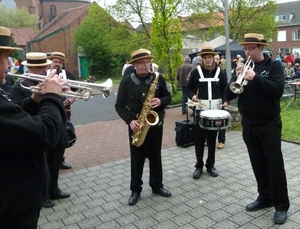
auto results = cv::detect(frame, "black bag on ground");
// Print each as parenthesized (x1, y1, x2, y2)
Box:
(65, 121, 77, 148)
(175, 120, 195, 148)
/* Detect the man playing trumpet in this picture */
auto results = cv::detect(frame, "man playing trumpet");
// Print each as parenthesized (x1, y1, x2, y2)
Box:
(225, 33, 289, 225)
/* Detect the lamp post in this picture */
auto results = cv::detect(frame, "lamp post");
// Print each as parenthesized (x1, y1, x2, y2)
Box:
(224, 0, 232, 82)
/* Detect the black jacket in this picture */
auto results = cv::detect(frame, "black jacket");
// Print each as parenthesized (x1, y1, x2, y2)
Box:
(0, 92, 66, 220)
(225, 54, 285, 124)
(186, 65, 228, 103)
(115, 71, 171, 125)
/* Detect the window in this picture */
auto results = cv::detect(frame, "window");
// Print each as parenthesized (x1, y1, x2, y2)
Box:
(277, 30, 286, 42)
(280, 48, 290, 54)
(50, 5, 56, 17)
(292, 29, 300, 41)
(275, 14, 294, 23)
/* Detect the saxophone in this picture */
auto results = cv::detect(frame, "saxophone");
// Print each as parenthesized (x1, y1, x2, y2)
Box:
(131, 72, 160, 147)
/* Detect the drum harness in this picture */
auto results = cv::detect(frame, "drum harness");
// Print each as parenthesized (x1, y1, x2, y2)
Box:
(196, 66, 221, 111)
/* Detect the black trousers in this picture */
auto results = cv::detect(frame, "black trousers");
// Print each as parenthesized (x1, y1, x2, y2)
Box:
(194, 112, 218, 169)
(128, 125, 164, 193)
(242, 118, 290, 211)
(45, 136, 65, 199)
(0, 207, 40, 229)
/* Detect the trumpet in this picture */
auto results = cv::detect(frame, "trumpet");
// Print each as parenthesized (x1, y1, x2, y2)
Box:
(229, 56, 255, 94)
(8, 72, 113, 100)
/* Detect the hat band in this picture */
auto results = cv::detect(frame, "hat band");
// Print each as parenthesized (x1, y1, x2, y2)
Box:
(27, 58, 48, 64)
(0, 35, 12, 47)
(132, 52, 151, 60)
(201, 49, 215, 53)
(244, 37, 267, 44)
(51, 54, 66, 59)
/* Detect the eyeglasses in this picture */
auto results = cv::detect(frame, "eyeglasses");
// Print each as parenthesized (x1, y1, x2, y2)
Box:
(243, 46, 260, 52)
(135, 60, 151, 65)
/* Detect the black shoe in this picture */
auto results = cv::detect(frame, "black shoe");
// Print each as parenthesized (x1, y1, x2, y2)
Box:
(207, 167, 218, 177)
(50, 191, 71, 200)
(153, 188, 172, 197)
(193, 168, 202, 179)
(60, 157, 72, 169)
(274, 211, 287, 224)
(246, 200, 273, 211)
(42, 199, 55, 208)
(128, 192, 140, 206)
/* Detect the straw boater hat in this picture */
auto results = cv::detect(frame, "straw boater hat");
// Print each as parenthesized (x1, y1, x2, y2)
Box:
(129, 49, 153, 64)
(0, 26, 23, 50)
(239, 33, 269, 46)
(197, 46, 217, 56)
(48, 51, 68, 63)
(21, 52, 52, 66)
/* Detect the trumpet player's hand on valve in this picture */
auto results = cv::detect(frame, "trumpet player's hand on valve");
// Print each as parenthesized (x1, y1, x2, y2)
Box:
(236, 62, 256, 82)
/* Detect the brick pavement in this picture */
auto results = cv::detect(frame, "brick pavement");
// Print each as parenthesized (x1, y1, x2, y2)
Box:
(38, 106, 300, 229)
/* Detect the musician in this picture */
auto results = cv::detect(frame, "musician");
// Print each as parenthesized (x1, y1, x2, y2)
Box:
(186, 46, 228, 179)
(225, 33, 289, 225)
(47, 51, 76, 170)
(115, 48, 172, 206)
(0, 26, 67, 228)
(1, 57, 15, 98)
(10, 52, 71, 209)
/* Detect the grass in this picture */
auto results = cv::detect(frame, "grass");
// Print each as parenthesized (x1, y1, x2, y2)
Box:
(226, 99, 300, 143)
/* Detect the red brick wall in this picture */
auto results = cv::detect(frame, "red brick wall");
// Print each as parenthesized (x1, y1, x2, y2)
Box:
(269, 25, 300, 55)
(31, 12, 87, 77)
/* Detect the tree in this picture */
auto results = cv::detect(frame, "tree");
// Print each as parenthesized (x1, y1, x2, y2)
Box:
(73, 3, 143, 78)
(150, 0, 183, 93)
(0, 6, 38, 30)
(187, 0, 279, 42)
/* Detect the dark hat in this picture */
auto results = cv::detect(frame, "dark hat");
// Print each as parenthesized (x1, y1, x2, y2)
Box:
(239, 33, 269, 46)
(0, 26, 23, 51)
(21, 52, 52, 66)
(48, 51, 68, 63)
(129, 49, 153, 64)
(197, 46, 217, 56)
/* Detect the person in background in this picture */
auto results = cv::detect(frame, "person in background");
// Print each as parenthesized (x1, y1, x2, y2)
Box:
(220, 55, 226, 70)
(0, 26, 67, 228)
(214, 54, 226, 149)
(0, 57, 14, 97)
(115, 48, 172, 206)
(176, 56, 194, 115)
(187, 46, 228, 179)
(122, 60, 131, 77)
(284, 62, 294, 79)
(225, 33, 289, 225)
(47, 51, 75, 170)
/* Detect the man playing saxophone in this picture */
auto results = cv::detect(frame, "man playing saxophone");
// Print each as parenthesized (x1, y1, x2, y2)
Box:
(115, 49, 172, 206)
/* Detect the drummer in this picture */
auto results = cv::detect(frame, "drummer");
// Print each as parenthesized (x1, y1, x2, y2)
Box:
(186, 46, 228, 179)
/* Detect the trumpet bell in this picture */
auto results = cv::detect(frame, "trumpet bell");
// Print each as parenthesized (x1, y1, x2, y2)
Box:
(229, 82, 244, 94)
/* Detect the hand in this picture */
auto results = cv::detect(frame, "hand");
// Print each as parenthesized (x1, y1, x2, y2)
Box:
(149, 98, 161, 108)
(192, 95, 198, 102)
(130, 120, 139, 132)
(30, 82, 43, 103)
(42, 69, 67, 95)
(223, 102, 229, 107)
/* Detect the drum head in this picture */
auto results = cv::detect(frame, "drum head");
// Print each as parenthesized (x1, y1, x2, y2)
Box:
(200, 110, 230, 118)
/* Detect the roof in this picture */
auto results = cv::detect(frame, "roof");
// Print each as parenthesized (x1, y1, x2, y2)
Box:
(201, 35, 233, 48)
(10, 27, 35, 46)
(32, 3, 91, 42)
(276, 1, 300, 26)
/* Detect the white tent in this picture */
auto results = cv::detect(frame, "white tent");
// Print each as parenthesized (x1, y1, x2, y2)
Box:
(201, 35, 233, 48)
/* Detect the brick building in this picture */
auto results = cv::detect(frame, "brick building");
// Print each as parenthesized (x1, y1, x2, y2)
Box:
(29, 3, 91, 78)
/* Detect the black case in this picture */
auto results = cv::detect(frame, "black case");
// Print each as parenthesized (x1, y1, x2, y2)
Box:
(175, 120, 195, 148)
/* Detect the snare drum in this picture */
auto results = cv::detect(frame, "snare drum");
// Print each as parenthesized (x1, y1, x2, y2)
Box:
(199, 110, 231, 130)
